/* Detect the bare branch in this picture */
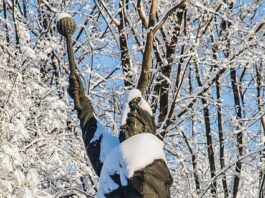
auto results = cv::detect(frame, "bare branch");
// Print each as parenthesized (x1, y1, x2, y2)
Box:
(41, 0, 58, 13)
(137, 0, 148, 28)
(199, 148, 264, 198)
(94, 0, 120, 46)
(118, 0, 134, 87)
(97, 0, 120, 26)
(153, 0, 187, 33)
(137, 0, 157, 94)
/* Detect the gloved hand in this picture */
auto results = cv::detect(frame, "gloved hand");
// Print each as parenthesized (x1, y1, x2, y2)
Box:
(67, 73, 85, 111)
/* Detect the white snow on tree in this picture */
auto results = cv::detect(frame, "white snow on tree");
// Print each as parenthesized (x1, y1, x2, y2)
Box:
(0, 65, 96, 197)
(0, 0, 264, 197)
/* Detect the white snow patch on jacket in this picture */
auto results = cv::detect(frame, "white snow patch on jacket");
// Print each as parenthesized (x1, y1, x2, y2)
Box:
(98, 133, 165, 197)
(90, 122, 119, 163)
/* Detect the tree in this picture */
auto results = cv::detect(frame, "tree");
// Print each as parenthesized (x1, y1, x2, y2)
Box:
(0, 0, 264, 197)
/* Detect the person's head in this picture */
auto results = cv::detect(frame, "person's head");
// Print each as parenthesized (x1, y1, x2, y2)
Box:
(119, 94, 156, 142)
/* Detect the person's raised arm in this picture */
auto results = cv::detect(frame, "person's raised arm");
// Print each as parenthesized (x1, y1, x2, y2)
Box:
(57, 15, 118, 176)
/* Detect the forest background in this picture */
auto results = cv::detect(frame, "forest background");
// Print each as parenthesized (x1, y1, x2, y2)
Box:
(0, 0, 264, 197)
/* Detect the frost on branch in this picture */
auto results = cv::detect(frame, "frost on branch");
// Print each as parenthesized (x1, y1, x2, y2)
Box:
(0, 0, 264, 197)
(0, 60, 94, 197)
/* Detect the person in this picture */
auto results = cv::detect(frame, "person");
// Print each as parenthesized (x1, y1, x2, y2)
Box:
(68, 73, 173, 197)
(57, 15, 172, 197)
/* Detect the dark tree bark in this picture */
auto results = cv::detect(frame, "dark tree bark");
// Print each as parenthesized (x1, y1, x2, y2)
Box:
(216, 78, 228, 197)
(3, 0, 10, 44)
(118, 0, 134, 88)
(195, 64, 216, 196)
(12, 0, 20, 46)
(230, 67, 244, 198)
(159, 6, 185, 127)
(188, 66, 201, 192)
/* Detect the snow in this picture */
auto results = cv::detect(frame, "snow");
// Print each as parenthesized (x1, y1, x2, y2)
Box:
(57, 13, 71, 20)
(14, 170, 25, 186)
(0, 180, 13, 193)
(18, 23, 31, 44)
(98, 133, 165, 197)
(51, 100, 67, 110)
(15, 187, 33, 198)
(160, 73, 172, 84)
(21, 46, 36, 59)
(0, 154, 13, 173)
(26, 169, 39, 189)
(121, 133, 165, 177)
(121, 89, 152, 125)
(90, 122, 119, 163)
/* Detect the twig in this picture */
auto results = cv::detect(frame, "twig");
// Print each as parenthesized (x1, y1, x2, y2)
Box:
(5, 74, 18, 106)
(137, 0, 148, 28)
(199, 147, 264, 197)
(90, 67, 119, 90)
(153, 0, 188, 33)
(97, 0, 120, 26)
